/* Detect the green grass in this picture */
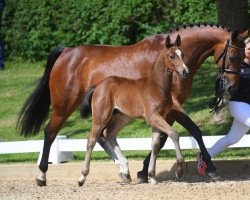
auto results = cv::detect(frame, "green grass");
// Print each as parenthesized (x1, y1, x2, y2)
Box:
(0, 58, 249, 163)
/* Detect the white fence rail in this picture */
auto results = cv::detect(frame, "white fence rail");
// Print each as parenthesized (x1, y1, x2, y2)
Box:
(1, 135, 250, 164)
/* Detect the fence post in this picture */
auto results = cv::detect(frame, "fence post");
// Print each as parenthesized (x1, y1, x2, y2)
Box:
(37, 135, 73, 164)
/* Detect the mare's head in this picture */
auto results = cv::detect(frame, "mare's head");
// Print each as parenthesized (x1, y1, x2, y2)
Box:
(161, 35, 189, 78)
(214, 30, 246, 95)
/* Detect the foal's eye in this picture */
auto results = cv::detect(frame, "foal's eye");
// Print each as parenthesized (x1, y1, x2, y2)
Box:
(169, 55, 175, 59)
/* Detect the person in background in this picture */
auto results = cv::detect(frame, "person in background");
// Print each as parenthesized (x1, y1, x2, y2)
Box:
(0, 0, 5, 70)
(197, 37, 250, 175)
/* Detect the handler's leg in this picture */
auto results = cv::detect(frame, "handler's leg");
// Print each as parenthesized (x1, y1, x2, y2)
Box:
(208, 101, 250, 158)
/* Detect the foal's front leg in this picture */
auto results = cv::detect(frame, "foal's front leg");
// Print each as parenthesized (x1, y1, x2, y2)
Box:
(148, 113, 184, 183)
(148, 128, 162, 184)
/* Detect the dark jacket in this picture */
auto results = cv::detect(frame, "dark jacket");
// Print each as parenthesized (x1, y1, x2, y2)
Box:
(230, 61, 250, 104)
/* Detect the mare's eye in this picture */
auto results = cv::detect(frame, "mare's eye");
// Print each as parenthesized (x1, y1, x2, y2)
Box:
(229, 56, 237, 62)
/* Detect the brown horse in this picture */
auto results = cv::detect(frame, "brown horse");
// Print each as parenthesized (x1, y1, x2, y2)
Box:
(18, 24, 248, 186)
(78, 35, 188, 185)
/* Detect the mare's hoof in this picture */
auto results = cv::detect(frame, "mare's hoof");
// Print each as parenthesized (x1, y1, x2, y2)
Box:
(36, 178, 46, 187)
(119, 173, 132, 183)
(137, 171, 148, 184)
(148, 177, 158, 185)
(206, 170, 220, 181)
(78, 181, 84, 187)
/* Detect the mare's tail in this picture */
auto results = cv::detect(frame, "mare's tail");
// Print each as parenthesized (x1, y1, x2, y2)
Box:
(17, 46, 65, 137)
(81, 86, 96, 118)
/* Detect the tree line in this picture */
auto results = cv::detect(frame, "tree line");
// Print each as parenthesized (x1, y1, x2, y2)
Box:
(2, 0, 219, 61)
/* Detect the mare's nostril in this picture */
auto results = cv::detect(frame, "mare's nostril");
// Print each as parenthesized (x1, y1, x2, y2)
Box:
(228, 86, 235, 95)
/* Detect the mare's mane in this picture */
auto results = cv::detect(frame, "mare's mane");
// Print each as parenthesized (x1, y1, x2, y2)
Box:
(166, 23, 231, 34)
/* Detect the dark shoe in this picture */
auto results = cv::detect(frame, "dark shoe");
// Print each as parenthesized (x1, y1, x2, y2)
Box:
(197, 152, 207, 176)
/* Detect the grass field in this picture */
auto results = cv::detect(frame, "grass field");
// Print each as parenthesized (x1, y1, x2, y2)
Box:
(0, 58, 249, 163)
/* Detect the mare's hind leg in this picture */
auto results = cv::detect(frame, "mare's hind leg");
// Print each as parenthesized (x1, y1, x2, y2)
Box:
(102, 113, 132, 183)
(36, 112, 69, 186)
(147, 113, 184, 183)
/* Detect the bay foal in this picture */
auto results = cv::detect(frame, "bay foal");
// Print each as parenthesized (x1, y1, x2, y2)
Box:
(78, 35, 189, 185)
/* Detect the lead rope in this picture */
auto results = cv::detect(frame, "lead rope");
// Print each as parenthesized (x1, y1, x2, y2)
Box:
(209, 96, 224, 113)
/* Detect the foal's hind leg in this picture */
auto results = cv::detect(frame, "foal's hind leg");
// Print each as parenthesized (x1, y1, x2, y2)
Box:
(102, 113, 132, 183)
(148, 113, 184, 183)
(78, 124, 103, 186)
(78, 95, 114, 186)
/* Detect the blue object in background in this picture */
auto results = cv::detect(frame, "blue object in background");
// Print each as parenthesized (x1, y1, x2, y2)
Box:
(0, 0, 5, 70)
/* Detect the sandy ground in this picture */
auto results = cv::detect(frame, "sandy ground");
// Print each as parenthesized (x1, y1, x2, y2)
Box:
(1, 160, 250, 200)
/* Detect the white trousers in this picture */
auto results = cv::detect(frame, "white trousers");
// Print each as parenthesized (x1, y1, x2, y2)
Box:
(208, 101, 250, 158)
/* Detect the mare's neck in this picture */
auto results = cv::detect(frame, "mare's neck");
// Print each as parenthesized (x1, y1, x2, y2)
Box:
(167, 28, 230, 74)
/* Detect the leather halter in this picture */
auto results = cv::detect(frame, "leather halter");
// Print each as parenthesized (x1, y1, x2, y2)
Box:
(209, 34, 245, 112)
(215, 35, 245, 75)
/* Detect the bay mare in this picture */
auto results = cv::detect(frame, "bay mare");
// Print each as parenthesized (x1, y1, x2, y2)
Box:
(18, 24, 248, 186)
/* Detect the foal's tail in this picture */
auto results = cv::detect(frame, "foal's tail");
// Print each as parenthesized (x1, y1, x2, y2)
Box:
(81, 86, 96, 118)
(17, 46, 65, 137)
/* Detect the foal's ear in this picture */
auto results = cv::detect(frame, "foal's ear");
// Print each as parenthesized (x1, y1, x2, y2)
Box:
(231, 30, 239, 42)
(174, 34, 181, 47)
(165, 35, 171, 48)
(241, 28, 250, 40)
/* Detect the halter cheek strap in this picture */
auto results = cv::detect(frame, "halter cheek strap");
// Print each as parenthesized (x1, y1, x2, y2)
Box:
(215, 36, 245, 75)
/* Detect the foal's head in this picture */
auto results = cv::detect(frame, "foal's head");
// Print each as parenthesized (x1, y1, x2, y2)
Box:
(161, 35, 189, 78)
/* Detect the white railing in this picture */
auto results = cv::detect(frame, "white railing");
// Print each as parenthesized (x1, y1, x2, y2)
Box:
(0, 135, 250, 164)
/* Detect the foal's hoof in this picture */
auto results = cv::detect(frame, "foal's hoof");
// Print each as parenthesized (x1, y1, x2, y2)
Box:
(175, 161, 184, 178)
(35, 178, 46, 187)
(78, 181, 84, 187)
(137, 171, 148, 184)
(119, 172, 132, 183)
(206, 170, 220, 181)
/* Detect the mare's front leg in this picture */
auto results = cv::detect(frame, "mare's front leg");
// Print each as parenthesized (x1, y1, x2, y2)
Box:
(171, 109, 218, 178)
(147, 113, 184, 183)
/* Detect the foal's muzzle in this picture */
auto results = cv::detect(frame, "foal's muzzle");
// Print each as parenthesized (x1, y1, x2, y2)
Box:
(182, 69, 189, 78)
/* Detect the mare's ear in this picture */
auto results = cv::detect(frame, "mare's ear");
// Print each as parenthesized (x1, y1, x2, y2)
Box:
(241, 28, 250, 40)
(231, 30, 239, 42)
(174, 34, 181, 47)
(165, 35, 171, 48)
